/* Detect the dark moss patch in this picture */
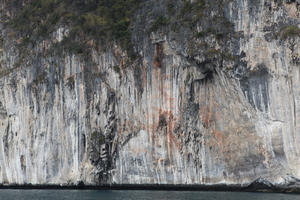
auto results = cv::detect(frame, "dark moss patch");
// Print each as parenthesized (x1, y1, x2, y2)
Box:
(149, 15, 170, 33)
(91, 131, 106, 145)
(280, 25, 300, 40)
(32, 72, 47, 85)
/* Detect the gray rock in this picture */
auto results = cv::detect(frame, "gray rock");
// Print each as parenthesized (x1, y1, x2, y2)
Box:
(0, 0, 299, 190)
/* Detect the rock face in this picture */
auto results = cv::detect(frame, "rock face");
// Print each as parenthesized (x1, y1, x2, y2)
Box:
(0, 0, 299, 187)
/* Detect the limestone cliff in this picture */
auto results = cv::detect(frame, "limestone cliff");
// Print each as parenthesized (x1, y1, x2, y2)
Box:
(0, 0, 299, 189)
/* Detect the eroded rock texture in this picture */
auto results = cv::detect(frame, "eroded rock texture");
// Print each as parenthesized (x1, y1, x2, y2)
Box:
(0, 0, 299, 187)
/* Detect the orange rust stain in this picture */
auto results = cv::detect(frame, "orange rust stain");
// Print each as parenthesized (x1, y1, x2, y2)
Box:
(180, 133, 184, 139)
(258, 144, 271, 167)
(169, 97, 175, 110)
(167, 113, 180, 149)
(213, 101, 220, 108)
(163, 91, 168, 102)
(152, 109, 180, 150)
(199, 106, 214, 129)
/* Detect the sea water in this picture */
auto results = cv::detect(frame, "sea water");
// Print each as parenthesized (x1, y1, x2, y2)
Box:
(0, 190, 299, 200)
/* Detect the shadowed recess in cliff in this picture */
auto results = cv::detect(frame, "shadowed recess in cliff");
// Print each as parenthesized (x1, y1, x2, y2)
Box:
(240, 65, 270, 112)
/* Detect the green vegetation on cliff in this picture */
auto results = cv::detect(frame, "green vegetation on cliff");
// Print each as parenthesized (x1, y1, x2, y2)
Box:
(280, 25, 300, 40)
(5, 0, 238, 66)
(7, 0, 140, 57)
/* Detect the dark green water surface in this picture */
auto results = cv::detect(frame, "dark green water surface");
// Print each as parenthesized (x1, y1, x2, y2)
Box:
(0, 190, 299, 200)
